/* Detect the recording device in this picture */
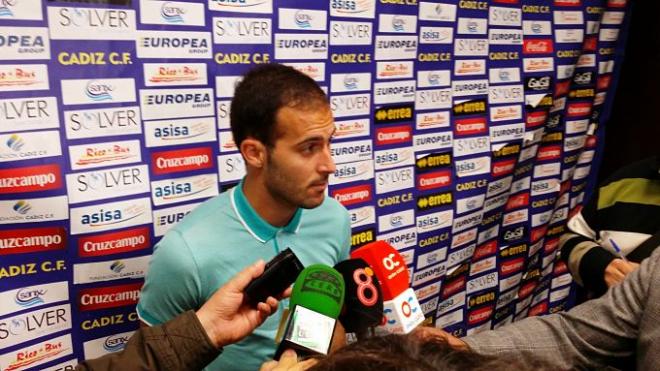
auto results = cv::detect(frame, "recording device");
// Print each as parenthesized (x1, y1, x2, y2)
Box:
(244, 248, 304, 306)
(274, 264, 345, 360)
(352, 240, 424, 334)
(334, 259, 383, 339)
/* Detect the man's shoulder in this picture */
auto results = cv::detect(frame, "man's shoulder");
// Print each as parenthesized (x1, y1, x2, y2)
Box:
(171, 191, 234, 234)
(304, 196, 349, 223)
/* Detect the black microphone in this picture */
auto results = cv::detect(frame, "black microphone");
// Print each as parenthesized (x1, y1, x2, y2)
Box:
(334, 258, 384, 340)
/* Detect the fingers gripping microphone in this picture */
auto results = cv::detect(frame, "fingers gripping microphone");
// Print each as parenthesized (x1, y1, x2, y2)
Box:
(334, 259, 384, 339)
(274, 264, 345, 360)
(351, 240, 424, 334)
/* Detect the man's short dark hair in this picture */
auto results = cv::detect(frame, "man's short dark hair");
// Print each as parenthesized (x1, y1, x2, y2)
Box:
(230, 64, 327, 147)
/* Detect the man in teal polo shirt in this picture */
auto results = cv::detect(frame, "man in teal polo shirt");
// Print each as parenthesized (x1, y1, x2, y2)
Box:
(137, 64, 351, 370)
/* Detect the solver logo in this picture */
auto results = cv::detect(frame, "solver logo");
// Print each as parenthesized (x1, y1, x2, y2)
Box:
(213, 17, 271, 44)
(0, 304, 71, 349)
(48, 7, 136, 40)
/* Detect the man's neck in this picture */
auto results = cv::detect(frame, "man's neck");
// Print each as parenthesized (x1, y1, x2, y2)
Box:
(242, 175, 297, 227)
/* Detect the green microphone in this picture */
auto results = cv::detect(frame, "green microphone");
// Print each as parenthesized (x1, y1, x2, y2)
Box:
(274, 264, 345, 360)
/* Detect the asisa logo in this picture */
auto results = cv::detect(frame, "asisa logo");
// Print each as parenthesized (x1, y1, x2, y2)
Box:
(154, 182, 192, 198)
(295, 10, 312, 28)
(13, 200, 30, 214)
(161, 2, 185, 24)
(6, 134, 24, 151)
(155, 124, 193, 139)
(151, 174, 218, 206)
(82, 208, 124, 226)
(331, 0, 375, 16)
(85, 80, 114, 102)
(71, 198, 152, 235)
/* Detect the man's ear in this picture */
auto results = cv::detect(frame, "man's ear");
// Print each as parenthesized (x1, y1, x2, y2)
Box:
(240, 137, 267, 169)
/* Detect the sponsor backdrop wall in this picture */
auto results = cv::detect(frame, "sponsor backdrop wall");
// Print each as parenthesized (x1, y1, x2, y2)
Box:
(0, 0, 630, 368)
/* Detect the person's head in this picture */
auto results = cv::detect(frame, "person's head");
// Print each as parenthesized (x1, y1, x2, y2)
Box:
(308, 333, 547, 371)
(230, 64, 335, 210)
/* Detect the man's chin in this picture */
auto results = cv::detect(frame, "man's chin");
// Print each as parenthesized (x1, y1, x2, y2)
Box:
(300, 196, 325, 209)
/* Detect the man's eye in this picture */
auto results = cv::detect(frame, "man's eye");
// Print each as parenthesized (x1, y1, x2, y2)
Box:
(303, 145, 316, 153)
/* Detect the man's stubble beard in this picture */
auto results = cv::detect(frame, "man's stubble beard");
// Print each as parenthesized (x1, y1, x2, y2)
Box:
(264, 152, 325, 210)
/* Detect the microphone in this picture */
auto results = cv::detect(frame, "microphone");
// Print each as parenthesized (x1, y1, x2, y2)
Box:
(351, 240, 408, 301)
(274, 264, 345, 360)
(334, 259, 384, 340)
(351, 240, 424, 334)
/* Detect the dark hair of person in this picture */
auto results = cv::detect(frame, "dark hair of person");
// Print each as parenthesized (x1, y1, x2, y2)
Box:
(307, 333, 550, 371)
(230, 64, 327, 148)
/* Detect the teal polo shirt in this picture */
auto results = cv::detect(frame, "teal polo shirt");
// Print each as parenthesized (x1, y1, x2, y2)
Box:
(137, 181, 351, 371)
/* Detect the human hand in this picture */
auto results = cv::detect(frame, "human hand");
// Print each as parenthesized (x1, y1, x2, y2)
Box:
(196, 260, 292, 348)
(413, 326, 469, 350)
(260, 349, 318, 371)
(604, 258, 640, 287)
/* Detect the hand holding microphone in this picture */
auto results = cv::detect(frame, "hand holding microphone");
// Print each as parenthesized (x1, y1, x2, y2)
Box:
(197, 259, 292, 349)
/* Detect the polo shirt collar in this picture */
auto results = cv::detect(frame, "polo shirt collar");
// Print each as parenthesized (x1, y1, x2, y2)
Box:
(231, 179, 302, 243)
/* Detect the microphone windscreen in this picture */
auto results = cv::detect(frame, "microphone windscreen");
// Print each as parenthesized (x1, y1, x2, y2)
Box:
(351, 240, 409, 301)
(334, 258, 384, 333)
(289, 264, 345, 319)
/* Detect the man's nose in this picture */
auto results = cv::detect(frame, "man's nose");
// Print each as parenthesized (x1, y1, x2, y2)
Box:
(319, 146, 336, 174)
